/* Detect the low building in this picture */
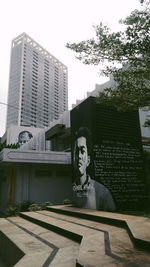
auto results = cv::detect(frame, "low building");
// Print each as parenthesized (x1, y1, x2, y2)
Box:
(0, 149, 72, 213)
(1, 93, 149, 213)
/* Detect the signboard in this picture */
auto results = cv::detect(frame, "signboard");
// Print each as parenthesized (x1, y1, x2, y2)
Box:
(71, 97, 148, 211)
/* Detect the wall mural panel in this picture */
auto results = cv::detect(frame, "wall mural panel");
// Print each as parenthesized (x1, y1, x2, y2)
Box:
(71, 97, 148, 211)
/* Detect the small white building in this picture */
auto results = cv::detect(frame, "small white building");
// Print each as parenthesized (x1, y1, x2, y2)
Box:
(0, 149, 72, 213)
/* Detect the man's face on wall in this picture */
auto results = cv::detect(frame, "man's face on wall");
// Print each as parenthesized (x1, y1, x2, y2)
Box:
(74, 136, 90, 177)
(18, 131, 32, 145)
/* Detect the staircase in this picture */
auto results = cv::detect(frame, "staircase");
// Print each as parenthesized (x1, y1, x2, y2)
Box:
(0, 205, 150, 266)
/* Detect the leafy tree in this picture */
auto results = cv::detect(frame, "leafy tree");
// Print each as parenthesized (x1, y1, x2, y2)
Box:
(66, 1, 150, 111)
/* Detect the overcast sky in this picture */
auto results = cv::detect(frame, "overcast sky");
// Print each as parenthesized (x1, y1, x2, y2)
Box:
(0, 0, 141, 137)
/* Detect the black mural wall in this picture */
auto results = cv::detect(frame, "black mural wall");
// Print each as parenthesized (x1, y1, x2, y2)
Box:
(71, 96, 148, 211)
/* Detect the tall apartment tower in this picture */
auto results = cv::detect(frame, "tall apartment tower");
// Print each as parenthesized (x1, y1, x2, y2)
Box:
(6, 33, 68, 129)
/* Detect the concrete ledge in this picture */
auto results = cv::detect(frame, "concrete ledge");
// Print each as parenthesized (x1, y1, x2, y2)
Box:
(0, 149, 71, 164)
(0, 208, 150, 266)
(20, 211, 82, 243)
(20, 209, 150, 266)
(0, 226, 24, 266)
(20, 211, 108, 266)
(47, 205, 150, 252)
(5, 215, 79, 267)
(0, 218, 51, 267)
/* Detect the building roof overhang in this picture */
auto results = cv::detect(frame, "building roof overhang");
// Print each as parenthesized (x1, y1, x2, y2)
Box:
(0, 149, 71, 165)
(45, 123, 67, 139)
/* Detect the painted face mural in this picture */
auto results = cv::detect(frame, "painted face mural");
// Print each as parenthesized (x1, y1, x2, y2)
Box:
(71, 97, 148, 212)
(74, 136, 90, 177)
(18, 131, 33, 146)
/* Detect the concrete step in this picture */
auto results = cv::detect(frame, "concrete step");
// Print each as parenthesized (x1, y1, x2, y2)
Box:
(0, 216, 79, 267)
(0, 218, 50, 266)
(20, 209, 150, 266)
(39, 210, 150, 266)
(0, 207, 150, 266)
(47, 205, 150, 252)
(20, 210, 106, 266)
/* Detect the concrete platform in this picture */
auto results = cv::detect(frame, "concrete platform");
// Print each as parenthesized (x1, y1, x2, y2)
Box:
(0, 206, 149, 266)
(46, 205, 150, 251)
(0, 215, 79, 267)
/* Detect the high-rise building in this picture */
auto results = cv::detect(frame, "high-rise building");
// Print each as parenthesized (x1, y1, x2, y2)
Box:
(6, 33, 68, 129)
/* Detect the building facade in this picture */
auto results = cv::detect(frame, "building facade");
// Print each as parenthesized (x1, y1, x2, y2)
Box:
(0, 149, 72, 213)
(6, 33, 68, 129)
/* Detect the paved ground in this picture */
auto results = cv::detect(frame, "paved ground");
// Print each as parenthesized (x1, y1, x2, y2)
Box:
(0, 205, 150, 266)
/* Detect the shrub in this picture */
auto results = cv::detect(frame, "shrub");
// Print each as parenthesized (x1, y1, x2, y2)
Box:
(63, 199, 72, 205)
(19, 201, 34, 212)
(7, 204, 20, 216)
(42, 201, 53, 210)
(28, 203, 42, 211)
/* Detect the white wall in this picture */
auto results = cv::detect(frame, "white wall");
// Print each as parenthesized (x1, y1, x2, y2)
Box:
(3, 125, 43, 145)
(15, 164, 72, 206)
